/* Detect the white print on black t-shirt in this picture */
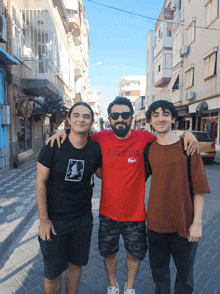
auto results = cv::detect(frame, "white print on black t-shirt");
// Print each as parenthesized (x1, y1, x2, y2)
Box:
(65, 159, 85, 181)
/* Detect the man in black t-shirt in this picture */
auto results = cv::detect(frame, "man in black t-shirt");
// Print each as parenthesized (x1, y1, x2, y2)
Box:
(36, 102, 102, 294)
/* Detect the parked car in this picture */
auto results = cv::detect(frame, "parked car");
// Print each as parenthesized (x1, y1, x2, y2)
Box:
(172, 130, 216, 163)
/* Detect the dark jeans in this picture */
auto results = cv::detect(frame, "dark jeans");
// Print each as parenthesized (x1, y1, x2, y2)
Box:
(147, 229, 198, 294)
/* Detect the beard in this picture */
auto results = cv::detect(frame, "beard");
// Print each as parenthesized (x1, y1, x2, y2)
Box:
(111, 122, 131, 137)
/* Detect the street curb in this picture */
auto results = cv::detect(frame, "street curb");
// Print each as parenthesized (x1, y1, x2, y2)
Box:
(0, 202, 38, 256)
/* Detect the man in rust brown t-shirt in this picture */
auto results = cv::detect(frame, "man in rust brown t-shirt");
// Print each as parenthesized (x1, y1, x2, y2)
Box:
(145, 100, 210, 294)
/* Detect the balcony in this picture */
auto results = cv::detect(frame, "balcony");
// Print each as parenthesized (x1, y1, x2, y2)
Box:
(154, 49, 172, 88)
(154, 68, 172, 87)
(154, 37, 173, 58)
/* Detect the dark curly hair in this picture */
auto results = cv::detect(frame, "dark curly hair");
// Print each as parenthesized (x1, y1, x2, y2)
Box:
(107, 96, 134, 116)
(146, 100, 178, 121)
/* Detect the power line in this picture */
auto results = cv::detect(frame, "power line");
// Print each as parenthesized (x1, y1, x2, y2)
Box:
(85, 0, 220, 32)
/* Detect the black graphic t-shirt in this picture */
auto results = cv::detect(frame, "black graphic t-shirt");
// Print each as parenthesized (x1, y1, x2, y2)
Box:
(37, 136, 102, 235)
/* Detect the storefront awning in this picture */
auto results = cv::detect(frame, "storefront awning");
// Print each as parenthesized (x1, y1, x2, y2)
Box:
(196, 101, 208, 113)
(0, 48, 19, 65)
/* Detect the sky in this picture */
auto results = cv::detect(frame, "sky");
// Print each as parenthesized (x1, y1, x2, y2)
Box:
(84, 0, 165, 114)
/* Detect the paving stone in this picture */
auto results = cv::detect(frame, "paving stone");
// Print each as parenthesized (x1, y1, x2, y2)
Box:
(0, 163, 220, 293)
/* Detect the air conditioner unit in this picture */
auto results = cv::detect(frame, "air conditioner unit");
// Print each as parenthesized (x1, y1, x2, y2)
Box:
(186, 91, 195, 100)
(0, 15, 7, 43)
(170, 5, 176, 11)
(180, 46, 189, 57)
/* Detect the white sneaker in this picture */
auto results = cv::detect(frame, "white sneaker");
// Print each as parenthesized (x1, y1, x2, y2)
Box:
(124, 283, 135, 294)
(107, 282, 120, 294)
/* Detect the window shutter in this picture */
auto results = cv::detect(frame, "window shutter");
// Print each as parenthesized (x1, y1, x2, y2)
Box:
(204, 57, 209, 79)
(212, 0, 218, 20)
(207, 2, 212, 25)
(189, 68, 194, 87)
(209, 52, 216, 77)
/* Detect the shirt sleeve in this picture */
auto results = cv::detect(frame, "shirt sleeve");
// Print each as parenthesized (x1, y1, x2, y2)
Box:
(144, 142, 154, 179)
(37, 142, 57, 169)
(90, 132, 100, 143)
(190, 153, 211, 195)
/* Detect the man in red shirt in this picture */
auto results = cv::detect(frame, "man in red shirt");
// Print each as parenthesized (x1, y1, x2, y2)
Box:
(145, 100, 210, 294)
(47, 97, 198, 294)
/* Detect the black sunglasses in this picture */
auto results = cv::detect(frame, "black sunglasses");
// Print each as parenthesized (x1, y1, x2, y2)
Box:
(109, 112, 131, 120)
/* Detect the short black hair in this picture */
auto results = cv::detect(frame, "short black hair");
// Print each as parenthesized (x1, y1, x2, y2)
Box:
(68, 102, 94, 121)
(107, 96, 134, 116)
(146, 100, 178, 121)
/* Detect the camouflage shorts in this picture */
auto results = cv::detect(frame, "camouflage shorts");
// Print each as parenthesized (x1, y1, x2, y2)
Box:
(98, 214, 148, 261)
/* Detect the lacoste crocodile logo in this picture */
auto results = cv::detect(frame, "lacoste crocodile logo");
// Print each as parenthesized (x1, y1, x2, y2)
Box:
(128, 158, 137, 163)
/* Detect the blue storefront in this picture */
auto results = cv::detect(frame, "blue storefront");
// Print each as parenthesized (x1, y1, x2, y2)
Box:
(0, 47, 19, 173)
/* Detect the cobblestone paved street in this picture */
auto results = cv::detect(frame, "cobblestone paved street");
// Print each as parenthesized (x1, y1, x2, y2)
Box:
(0, 162, 220, 293)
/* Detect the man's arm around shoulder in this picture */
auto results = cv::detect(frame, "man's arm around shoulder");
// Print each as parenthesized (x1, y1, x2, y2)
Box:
(36, 162, 56, 241)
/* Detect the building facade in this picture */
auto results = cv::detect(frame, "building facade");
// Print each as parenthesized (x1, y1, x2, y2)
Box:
(119, 75, 146, 106)
(134, 96, 146, 130)
(0, 0, 90, 172)
(0, 0, 19, 172)
(145, 0, 220, 150)
(86, 88, 101, 132)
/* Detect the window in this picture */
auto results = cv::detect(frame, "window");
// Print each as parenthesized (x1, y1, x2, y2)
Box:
(186, 21, 195, 46)
(203, 51, 217, 80)
(172, 75, 179, 91)
(204, 0, 218, 26)
(185, 66, 194, 89)
(158, 65, 161, 72)
(126, 83, 130, 86)
(167, 23, 172, 37)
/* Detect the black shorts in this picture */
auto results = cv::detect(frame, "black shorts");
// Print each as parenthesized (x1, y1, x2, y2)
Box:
(98, 214, 147, 261)
(39, 218, 93, 280)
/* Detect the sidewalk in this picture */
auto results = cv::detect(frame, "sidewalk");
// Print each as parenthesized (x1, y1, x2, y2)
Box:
(0, 160, 101, 257)
(0, 162, 220, 293)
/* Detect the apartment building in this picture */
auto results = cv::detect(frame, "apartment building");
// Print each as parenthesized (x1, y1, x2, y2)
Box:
(119, 75, 146, 106)
(0, 1, 19, 172)
(181, 0, 220, 149)
(145, 0, 220, 149)
(134, 96, 146, 130)
(86, 88, 101, 132)
(146, 30, 158, 107)
(153, 0, 175, 105)
(146, 30, 158, 131)
(0, 0, 90, 171)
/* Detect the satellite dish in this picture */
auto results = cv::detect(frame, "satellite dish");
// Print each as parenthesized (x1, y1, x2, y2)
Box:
(68, 22, 80, 37)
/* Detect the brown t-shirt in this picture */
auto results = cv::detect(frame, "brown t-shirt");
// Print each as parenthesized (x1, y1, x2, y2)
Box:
(146, 139, 211, 238)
